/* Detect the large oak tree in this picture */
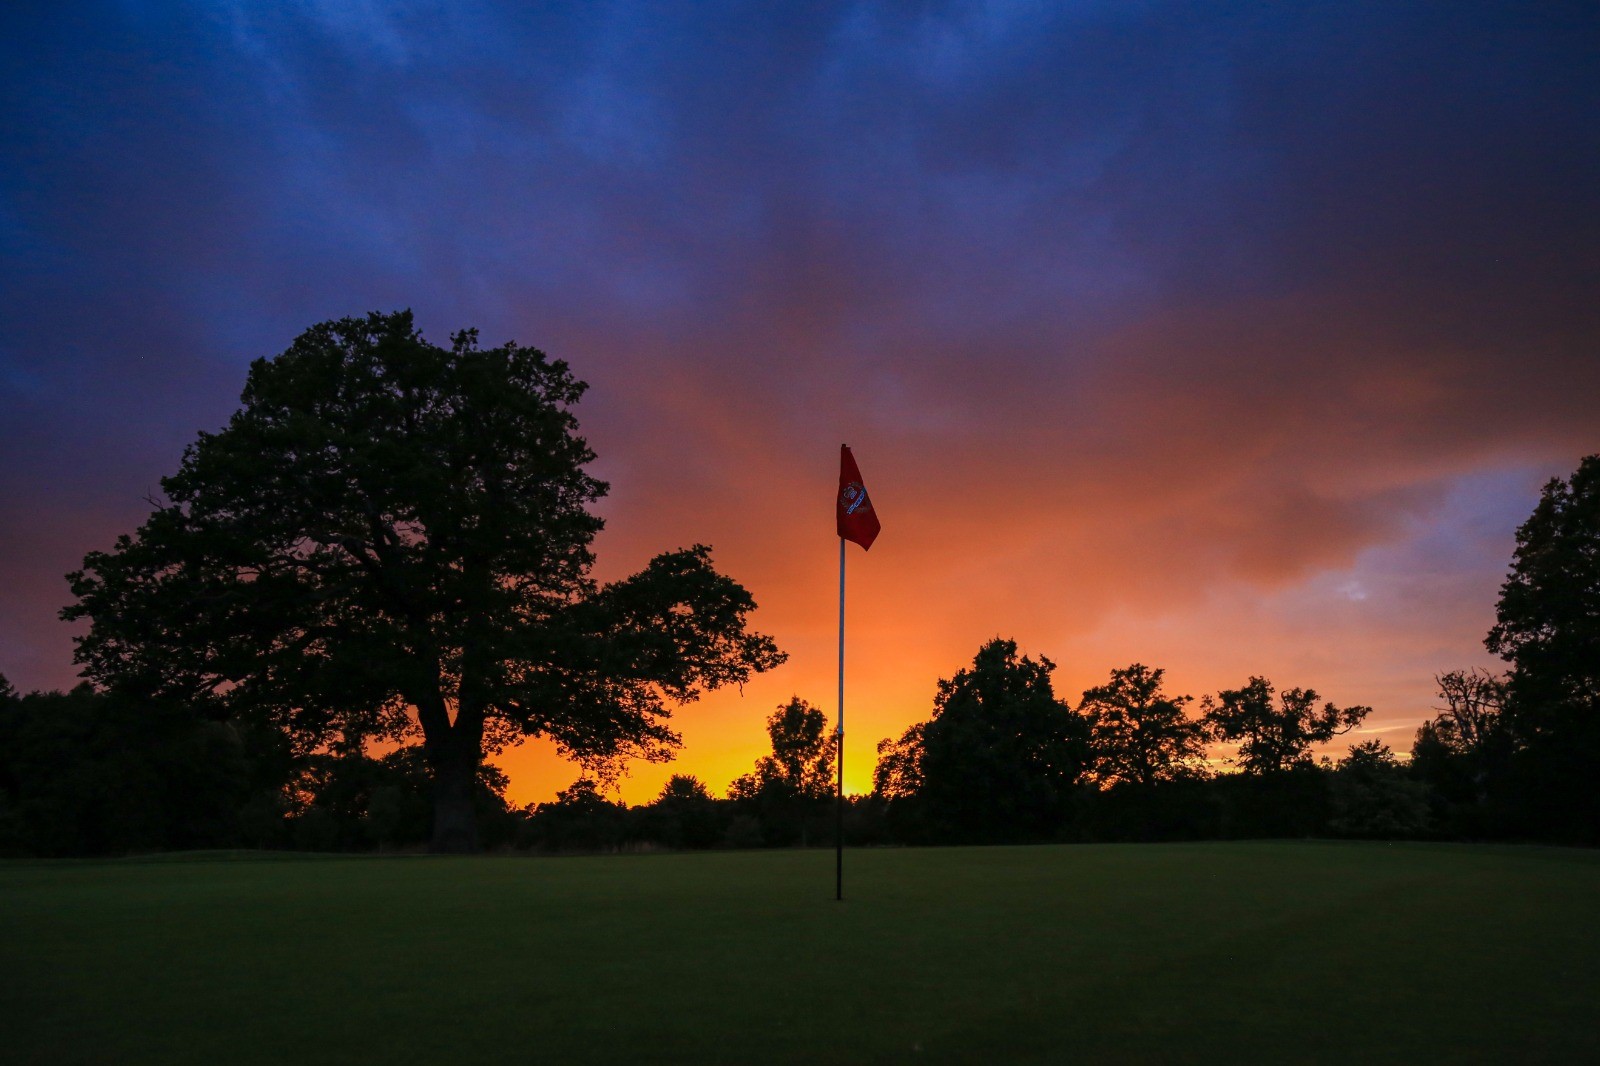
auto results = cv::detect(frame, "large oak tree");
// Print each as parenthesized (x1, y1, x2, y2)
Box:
(64, 312, 784, 851)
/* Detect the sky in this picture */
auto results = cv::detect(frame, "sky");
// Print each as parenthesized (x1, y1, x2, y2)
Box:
(2, 1, 1597, 805)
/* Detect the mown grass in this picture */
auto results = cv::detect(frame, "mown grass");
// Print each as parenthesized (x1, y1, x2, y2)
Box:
(4, 841, 1598, 1063)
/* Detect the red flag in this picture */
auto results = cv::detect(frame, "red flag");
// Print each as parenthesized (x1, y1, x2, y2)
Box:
(837, 444, 881, 550)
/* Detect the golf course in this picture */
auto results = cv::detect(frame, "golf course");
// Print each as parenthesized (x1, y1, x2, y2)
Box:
(5, 840, 1598, 1063)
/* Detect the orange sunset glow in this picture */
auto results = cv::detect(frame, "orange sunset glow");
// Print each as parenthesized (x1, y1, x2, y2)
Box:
(489, 350, 1544, 806)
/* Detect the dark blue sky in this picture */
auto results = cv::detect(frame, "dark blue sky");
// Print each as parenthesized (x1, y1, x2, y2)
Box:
(3, 1, 1597, 797)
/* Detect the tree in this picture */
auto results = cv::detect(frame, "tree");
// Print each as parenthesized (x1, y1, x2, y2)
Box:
(283, 744, 513, 852)
(913, 639, 1092, 843)
(1202, 677, 1370, 775)
(872, 722, 924, 801)
(1327, 739, 1431, 838)
(644, 774, 722, 850)
(728, 697, 836, 803)
(0, 674, 17, 854)
(1078, 664, 1208, 787)
(870, 721, 928, 843)
(0, 682, 251, 856)
(64, 312, 784, 852)
(1429, 668, 1508, 759)
(1485, 454, 1600, 841)
(525, 777, 628, 852)
(728, 697, 835, 845)
(656, 773, 714, 805)
(1407, 669, 1511, 829)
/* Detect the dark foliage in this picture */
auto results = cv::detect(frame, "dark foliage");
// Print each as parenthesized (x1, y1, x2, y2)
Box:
(1486, 454, 1600, 843)
(1407, 670, 1515, 839)
(519, 778, 632, 852)
(637, 774, 723, 850)
(0, 680, 253, 856)
(728, 698, 837, 846)
(1203, 677, 1370, 775)
(1068, 778, 1228, 843)
(877, 639, 1093, 843)
(1079, 663, 1208, 786)
(1326, 740, 1431, 838)
(278, 745, 516, 852)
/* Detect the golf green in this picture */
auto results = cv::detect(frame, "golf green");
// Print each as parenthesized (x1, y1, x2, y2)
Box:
(4, 841, 1598, 1063)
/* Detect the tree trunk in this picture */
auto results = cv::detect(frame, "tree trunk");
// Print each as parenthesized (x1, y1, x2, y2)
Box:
(430, 750, 480, 853)
(419, 626, 490, 854)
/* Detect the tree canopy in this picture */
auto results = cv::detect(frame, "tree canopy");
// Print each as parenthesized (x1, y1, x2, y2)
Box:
(727, 697, 836, 846)
(1427, 669, 1508, 758)
(728, 697, 836, 804)
(909, 639, 1092, 843)
(872, 722, 925, 802)
(1079, 663, 1207, 787)
(63, 311, 784, 850)
(1487, 455, 1600, 733)
(1202, 677, 1370, 775)
(1485, 453, 1600, 841)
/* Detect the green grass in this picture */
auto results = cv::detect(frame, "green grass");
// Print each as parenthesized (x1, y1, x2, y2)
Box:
(4, 842, 1599, 1063)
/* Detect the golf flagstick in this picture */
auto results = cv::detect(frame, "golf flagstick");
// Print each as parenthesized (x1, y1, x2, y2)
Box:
(834, 444, 880, 902)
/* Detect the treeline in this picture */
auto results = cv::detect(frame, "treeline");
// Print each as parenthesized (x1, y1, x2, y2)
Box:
(3, 453, 1595, 856)
(0, 678, 845, 854)
(863, 452, 1600, 847)
(868, 643, 1417, 846)
(0, 655, 1563, 856)
(0, 679, 493, 855)
(0, 677, 831, 855)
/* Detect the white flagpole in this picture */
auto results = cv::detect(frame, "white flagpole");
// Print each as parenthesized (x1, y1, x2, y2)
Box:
(836, 531, 846, 902)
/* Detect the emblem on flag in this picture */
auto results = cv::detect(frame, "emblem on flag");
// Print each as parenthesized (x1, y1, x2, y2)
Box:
(840, 481, 871, 516)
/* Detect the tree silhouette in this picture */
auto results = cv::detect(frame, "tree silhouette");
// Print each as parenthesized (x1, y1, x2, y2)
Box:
(526, 777, 628, 852)
(728, 697, 836, 803)
(872, 722, 925, 801)
(0, 682, 251, 855)
(645, 774, 722, 849)
(729, 697, 835, 845)
(1079, 664, 1208, 786)
(63, 312, 784, 851)
(1202, 677, 1369, 775)
(915, 639, 1092, 843)
(1486, 454, 1600, 841)
(1430, 669, 1508, 758)
(1328, 739, 1430, 838)
(1411, 668, 1512, 827)
(656, 773, 714, 804)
